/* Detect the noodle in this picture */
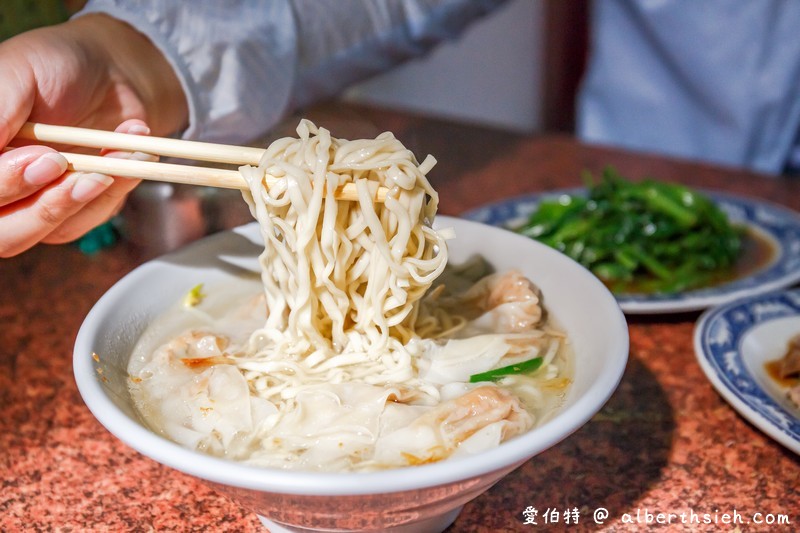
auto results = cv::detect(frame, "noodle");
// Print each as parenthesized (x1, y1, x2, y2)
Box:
(235, 120, 448, 395)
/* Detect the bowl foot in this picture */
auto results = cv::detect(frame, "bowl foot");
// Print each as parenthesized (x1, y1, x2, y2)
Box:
(257, 506, 462, 533)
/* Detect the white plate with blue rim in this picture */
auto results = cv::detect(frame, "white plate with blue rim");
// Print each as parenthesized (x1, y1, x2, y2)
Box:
(694, 289, 800, 455)
(463, 190, 800, 314)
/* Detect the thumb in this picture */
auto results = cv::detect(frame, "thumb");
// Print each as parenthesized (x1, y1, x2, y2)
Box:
(0, 65, 35, 147)
(0, 31, 38, 147)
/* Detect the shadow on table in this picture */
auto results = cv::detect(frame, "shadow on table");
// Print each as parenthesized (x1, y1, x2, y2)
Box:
(451, 351, 675, 532)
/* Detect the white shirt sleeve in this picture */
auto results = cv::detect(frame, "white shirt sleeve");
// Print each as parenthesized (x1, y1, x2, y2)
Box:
(77, 0, 505, 144)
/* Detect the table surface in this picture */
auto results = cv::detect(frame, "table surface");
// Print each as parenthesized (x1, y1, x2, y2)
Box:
(2, 104, 799, 532)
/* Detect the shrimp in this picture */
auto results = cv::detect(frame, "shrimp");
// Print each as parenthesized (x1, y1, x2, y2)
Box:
(417, 385, 532, 445)
(428, 269, 544, 334)
(482, 269, 544, 331)
(153, 330, 233, 368)
(373, 385, 533, 466)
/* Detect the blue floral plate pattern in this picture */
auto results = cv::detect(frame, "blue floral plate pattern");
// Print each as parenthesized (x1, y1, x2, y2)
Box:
(694, 289, 800, 454)
(463, 190, 800, 314)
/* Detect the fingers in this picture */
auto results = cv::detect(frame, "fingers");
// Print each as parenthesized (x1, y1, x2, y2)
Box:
(39, 171, 141, 245)
(0, 146, 69, 206)
(101, 118, 152, 156)
(41, 119, 155, 244)
(0, 171, 114, 257)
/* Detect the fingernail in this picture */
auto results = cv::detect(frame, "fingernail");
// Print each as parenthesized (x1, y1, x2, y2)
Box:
(126, 124, 151, 135)
(23, 152, 69, 185)
(129, 151, 158, 162)
(71, 173, 114, 202)
(102, 150, 158, 162)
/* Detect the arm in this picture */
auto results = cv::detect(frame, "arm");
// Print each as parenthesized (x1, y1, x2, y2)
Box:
(78, 0, 507, 144)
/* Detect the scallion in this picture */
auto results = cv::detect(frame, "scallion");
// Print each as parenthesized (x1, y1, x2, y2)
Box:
(469, 357, 544, 383)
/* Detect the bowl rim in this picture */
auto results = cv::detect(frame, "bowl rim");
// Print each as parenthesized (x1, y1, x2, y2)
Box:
(73, 216, 629, 496)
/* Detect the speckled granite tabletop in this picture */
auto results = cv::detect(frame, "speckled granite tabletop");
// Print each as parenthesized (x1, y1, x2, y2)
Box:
(1, 106, 798, 532)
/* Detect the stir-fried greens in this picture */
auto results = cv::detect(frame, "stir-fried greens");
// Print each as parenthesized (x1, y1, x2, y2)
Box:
(515, 168, 744, 294)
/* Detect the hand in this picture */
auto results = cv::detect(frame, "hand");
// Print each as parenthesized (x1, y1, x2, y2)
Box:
(0, 14, 187, 257)
(0, 119, 157, 257)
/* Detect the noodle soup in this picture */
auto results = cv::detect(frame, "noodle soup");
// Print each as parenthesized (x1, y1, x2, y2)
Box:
(127, 121, 572, 472)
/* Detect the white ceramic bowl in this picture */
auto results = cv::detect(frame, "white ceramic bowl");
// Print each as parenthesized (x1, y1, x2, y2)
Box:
(74, 216, 629, 532)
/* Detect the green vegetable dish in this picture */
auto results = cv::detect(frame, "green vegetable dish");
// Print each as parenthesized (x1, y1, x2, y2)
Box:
(515, 168, 745, 295)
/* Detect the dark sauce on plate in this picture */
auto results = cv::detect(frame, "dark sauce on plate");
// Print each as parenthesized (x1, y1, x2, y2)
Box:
(764, 359, 797, 388)
(765, 333, 800, 390)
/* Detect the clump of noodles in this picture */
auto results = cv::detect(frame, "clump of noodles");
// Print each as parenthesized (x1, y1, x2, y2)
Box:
(237, 120, 449, 401)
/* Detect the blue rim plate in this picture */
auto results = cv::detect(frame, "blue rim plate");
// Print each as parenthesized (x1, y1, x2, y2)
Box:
(694, 289, 800, 455)
(462, 190, 800, 314)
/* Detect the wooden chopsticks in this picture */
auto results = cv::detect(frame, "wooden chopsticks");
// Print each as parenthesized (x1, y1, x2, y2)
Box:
(10, 122, 387, 202)
(17, 122, 267, 165)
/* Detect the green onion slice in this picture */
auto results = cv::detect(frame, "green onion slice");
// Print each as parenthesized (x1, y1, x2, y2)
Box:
(469, 356, 544, 383)
(183, 283, 206, 308)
